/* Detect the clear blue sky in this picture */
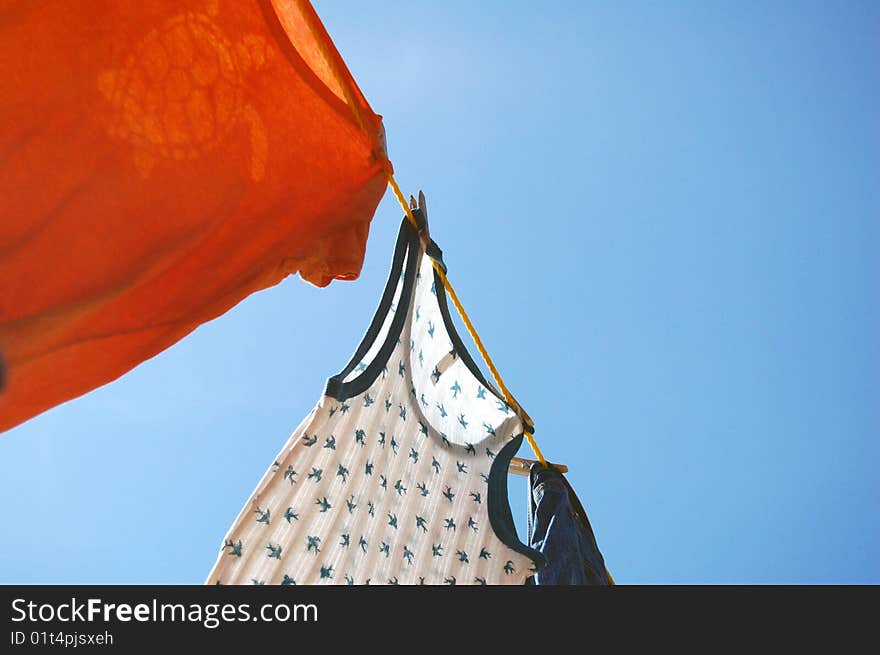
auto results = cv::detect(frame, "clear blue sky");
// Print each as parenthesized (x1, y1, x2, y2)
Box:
(1, 0, 877, 584)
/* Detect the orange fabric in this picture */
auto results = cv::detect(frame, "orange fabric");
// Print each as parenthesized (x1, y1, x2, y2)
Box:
(0, 0, 390, 432)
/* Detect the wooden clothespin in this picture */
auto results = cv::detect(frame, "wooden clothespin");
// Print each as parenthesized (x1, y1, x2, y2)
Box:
(508, 456, 569, 476)
(409, 191, 430, 242)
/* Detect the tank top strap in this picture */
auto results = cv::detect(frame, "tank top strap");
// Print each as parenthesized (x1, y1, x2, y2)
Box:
(324, 217, 421, 401)
(402, 229, 530, 449)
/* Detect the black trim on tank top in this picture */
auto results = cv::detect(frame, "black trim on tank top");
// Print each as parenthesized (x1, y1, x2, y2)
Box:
(324, 218, 421, 400)
(487, 434, 547, 571)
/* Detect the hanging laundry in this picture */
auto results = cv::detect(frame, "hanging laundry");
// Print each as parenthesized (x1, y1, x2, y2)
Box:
(0, 0, 388, 432)
(207, 213, 546, 585)
(526, 463, 611, 585)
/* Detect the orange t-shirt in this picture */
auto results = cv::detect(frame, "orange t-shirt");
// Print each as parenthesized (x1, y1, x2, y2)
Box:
(0, 0, 390, 432)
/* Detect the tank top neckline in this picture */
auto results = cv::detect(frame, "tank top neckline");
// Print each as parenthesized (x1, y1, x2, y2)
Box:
(324, 216, 534, 434)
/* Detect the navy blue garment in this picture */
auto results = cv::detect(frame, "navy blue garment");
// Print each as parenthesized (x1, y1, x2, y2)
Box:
(525, 463, 610, 585)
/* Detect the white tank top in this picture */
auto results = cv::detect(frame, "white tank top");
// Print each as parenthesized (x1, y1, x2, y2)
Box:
(206, 213, 544, 585)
